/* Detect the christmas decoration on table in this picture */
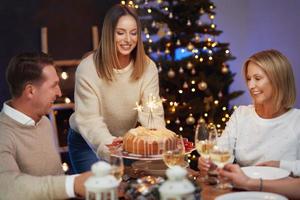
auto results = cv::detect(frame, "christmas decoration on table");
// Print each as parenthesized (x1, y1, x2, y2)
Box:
(121, 0, 244, 143)
(123, 174, 201, 200)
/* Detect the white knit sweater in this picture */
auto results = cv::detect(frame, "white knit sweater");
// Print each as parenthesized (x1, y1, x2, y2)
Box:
(69, 54, 165, 158)
(219, 105, 300, 175)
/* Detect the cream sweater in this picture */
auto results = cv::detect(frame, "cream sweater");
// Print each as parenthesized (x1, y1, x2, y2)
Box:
(0, 112, 68, 200)
(219, 105, 300, 175)
(69, 55, 165, 158)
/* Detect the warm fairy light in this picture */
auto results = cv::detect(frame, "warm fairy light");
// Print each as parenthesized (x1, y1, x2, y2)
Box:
(214, 100, 219, 105)
(169, 101, 173, 106)
(64, 97, 71, 104)
(225, 114, 230, 118)
(135, 5, 139, 8)
(199, 57, 204, 62)
(174, 102, 178, 106)
(178, 90, 183, 94)
(61, 72, 68, 80)
(147, 8, 152, 13)
(222, 117, 226, 122)
(164, 7, 168, 11)
(166, 120, 171, 124)
(146, 34, 150, 39)
(211, 24, 216, 29)
(208, 50, 213, 54)
(210, 5, 214, 9)
(203, 46, 207, 50)
(217, 124, 221, 128)
(209, 56, 213, 60)
(204, 113, 208, 117)
(233, 105, 238, 110)
(148, 39, 152, 43)
(211, 42, 217, 47)
(208, 38, 212, 42)
(179, 127, 183, 131)
(210, 15, 215, 19)
(121, 0, 126, 5)
(191, 80, 195, 84)
(222, 106, 227, 111)
(128, 0, 133, 5)
(165, 48, 170, 54)
(194, 55, 199, 59)
(191, 88, 196, 92)
(225, 49, 230, 54)
(192, 49, 198, 53)
(62, 162, 69, 172)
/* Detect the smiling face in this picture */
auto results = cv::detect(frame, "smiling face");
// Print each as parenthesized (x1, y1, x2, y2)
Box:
(115, 15, 138, 61)
(246, 61, 274, 106)
(31, 65, 61, 120)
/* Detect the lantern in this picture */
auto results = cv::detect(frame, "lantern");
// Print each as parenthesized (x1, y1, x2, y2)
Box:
(85, 161, 119, 200)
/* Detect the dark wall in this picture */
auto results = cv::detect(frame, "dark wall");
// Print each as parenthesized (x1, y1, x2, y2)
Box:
(0, 0, 118, 104)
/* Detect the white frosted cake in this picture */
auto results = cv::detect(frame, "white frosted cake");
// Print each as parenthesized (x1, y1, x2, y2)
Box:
(123, 126, 177, 156)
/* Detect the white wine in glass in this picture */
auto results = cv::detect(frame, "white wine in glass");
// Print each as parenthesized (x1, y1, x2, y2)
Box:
(163, 136, 187, 168)
(195, 122, 217, 159)
(210, 140, 233, 189)
(108, 156, 124, 182)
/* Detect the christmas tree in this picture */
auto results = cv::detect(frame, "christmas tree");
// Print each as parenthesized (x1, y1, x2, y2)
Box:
(122, 0, 243, 141)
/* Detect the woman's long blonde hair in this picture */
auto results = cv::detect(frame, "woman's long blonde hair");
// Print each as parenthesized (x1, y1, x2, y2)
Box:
(243, 49, 296, 111)
(93, 4, 148, 81)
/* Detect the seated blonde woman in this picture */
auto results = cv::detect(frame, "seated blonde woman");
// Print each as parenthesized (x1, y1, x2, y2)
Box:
(198, 49, 300, 176)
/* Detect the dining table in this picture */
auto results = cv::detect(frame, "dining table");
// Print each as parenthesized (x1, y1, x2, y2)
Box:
(120, 165, 233, 200)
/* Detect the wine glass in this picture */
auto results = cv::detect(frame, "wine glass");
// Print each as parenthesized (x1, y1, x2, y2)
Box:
(163, 135, 187, 168)
(210, 139, 234, 189)
(108, 155, 124, 183)
(195, 121, 217, 181)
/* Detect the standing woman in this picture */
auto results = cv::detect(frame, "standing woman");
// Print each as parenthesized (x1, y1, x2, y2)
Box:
(68, 4, 165, 173)
(198, 49, 300, 176)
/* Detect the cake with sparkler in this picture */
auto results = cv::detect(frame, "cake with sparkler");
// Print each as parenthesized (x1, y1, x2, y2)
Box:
(123, 126, 176, 156)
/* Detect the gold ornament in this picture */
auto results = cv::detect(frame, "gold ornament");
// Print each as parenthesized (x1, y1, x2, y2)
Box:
(179, 67, 184, 74)
(187, 61, 193, 69)
(167, 69, 176, 78)
(186, 114, 195, 125)
(221, 65, 229, 73)
(187, 42, 194, 50)
(183, 82, 188, 89)
(198, 81, 207, 91)
(191, 68, 196, 75)
(187, 19, 191, 26)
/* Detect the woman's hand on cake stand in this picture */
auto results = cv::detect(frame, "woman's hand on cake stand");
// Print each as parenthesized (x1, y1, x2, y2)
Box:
(106, 137, 123, 153)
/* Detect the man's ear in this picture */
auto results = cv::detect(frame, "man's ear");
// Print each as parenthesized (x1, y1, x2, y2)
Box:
(23, 84, 36, 99)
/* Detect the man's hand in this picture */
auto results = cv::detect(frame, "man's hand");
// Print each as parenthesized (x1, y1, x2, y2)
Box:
(74, 171, 92, 197)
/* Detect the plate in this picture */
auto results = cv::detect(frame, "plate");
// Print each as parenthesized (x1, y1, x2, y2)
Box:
(215, 191, 287, 200)
(131, 160, 189, 176)
(110, 147, 195, 161)
(241, 166, 290, 180)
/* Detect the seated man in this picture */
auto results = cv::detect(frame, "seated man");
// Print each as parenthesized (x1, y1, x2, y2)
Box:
(0, 52, 91, 199)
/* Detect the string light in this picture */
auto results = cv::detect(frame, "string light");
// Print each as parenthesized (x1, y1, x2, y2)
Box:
(64, 97, 71, 104)
(62, 162, 69, 172)
(147, 8, 152, 13)
(61, 72, 68, 80)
